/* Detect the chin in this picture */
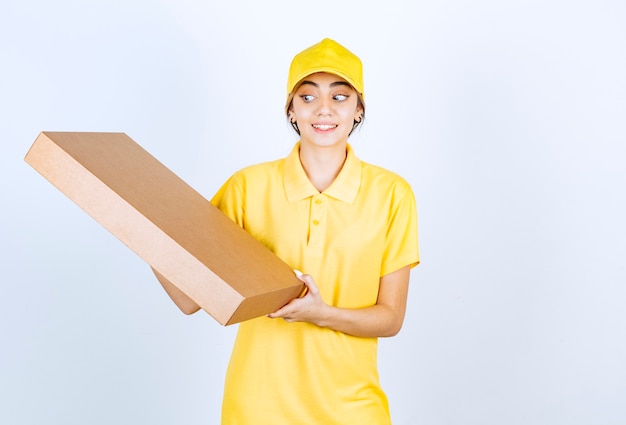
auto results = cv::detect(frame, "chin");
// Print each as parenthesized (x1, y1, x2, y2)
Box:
(303, 138, 347, 149)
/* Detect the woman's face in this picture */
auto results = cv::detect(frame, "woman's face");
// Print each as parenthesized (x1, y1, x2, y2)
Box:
(289, 72, 363, 149)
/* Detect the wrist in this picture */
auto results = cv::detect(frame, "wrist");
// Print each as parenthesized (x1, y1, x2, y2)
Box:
(314, 303, 333, 329)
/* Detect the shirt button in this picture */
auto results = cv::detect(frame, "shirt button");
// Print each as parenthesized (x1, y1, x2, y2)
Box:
(312, 219, 320, 226)
(315, 199, 322, 205)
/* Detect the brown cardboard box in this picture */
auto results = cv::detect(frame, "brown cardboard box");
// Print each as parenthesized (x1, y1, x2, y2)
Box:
(24, 132, 304, 325)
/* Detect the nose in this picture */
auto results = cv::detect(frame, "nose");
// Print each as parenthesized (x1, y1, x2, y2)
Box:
(316, 96, 332, 116)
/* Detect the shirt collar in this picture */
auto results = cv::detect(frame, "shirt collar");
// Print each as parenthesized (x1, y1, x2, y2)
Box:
(284, 142, 362, 204)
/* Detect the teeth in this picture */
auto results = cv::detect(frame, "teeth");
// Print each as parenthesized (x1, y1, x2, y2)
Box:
(313, 124, 336, 130)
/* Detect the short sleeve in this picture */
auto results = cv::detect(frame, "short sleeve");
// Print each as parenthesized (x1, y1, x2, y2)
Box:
(210, 172, 245, 228)
(380, 184, 420, 277)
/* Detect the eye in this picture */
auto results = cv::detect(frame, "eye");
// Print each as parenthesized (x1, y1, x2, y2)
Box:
(300, 94, 315, 103)
(333, 94, 349, 101)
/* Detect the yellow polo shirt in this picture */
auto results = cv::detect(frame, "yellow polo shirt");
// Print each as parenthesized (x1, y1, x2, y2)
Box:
(212, 143, 419, 425)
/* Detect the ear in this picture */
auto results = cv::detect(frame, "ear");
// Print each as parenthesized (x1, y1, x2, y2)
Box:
(288, 110, 296, 123)
(354, 107, 364, 123)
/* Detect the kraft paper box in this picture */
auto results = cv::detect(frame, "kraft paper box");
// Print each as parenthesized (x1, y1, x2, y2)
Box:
(24, 132, 304, 325)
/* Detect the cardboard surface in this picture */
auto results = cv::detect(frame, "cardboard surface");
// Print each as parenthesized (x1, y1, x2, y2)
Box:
(24, 132, 304, 325)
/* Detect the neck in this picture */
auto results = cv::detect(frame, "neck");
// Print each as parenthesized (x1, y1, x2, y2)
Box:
(298, 142, 347, 192)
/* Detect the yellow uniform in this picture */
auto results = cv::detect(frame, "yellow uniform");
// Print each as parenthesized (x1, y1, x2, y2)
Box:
(212, 143, 419, 424)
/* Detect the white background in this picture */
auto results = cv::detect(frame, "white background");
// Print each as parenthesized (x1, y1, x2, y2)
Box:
(1, 1, 625, 424)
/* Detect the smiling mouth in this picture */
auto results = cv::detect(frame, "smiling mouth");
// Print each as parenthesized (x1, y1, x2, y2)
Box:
(312, 124, 337, 131)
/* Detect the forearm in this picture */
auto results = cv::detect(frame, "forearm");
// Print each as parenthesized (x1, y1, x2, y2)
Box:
(153, 268, 201, 315)
(269, 266, 410, 338)
(314, 303, 404, 338)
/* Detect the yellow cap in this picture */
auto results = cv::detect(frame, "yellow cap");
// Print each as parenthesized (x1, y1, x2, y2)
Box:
(286, 38, 364, 103)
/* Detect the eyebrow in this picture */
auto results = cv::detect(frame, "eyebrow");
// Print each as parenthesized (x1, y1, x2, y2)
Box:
(298, 80, 353, 89)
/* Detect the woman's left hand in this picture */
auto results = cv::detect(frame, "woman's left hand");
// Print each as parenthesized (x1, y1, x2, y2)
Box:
(267, 273, 329, 325)
(268, 266, 410, 337)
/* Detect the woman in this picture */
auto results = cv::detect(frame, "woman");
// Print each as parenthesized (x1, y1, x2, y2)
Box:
(166, 38, 419, 424)
(213, 38, 419, 424)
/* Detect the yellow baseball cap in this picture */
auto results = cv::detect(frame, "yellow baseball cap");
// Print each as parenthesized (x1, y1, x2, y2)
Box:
(286, 38, 364, 106)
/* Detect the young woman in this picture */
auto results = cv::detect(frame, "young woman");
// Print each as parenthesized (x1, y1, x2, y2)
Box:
(167, 38, 419, 424)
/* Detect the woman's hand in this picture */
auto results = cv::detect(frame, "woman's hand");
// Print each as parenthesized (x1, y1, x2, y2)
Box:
(267, 266, 411, 338)
(267, 273, 330, 326)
